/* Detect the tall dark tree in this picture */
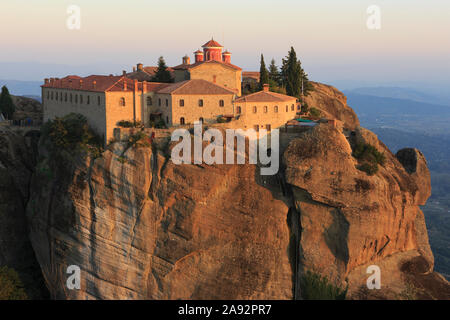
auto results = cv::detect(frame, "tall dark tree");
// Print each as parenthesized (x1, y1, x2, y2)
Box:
(259, 54, 269, 90)
(152, 56, 173, 83)
(0, 86, 15, 119)
(268, 58, 280, 86)
(281, 47, 312, 98)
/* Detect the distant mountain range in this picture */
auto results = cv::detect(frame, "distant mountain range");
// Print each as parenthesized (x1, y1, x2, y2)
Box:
(0, 79, 42, 96)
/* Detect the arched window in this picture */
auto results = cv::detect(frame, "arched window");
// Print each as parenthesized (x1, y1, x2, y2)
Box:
(274, 106, 278, 113)
(97, 96, 101, 105)
(219, 99, 224, 107)
(80, 95, 83, 104)
(237, 106, 241, 114)
(147, 96, 152, 106)
(65, 93, 67, 102)
(179, 99, 184, 107)
(180, 117, 185, 125)
(253, 106, 257, 113)
(158, 98, 161, 106)
(87, 95, 90, 105)
(165, 99, 169, 106)
(291, 104, 294, 111)
(198, 99, 204, 107)
(264, 106, 268, 113)
(286, 105, 288, 112)
(119, 97, 126, 106)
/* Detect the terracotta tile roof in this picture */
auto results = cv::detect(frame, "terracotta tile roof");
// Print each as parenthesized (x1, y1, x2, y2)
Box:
(242, 71, 260, 81)
(145, 82, 172, 92)
(126, 66, 174, 81)
(172, 59, 241, 71)
(156, 79, 236, 95)
(202, 39, 223, 48)
(234, 90, 296, 103)
(42, 75, 140, 92)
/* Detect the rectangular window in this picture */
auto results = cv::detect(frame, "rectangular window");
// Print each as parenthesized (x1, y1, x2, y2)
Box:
(219, 99, 224, 107)
(158, 98, 161, 106)
(165, 99, 168, 106)
(253, 106, 257, 113)
(198, 99, 204, 107)
(180, 99, 184, 107)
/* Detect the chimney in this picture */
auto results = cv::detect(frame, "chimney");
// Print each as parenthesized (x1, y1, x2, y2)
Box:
(123, 70, 127, 76)
(44, 78, 49, 84)
(137, 63, 143, 71)
(194, 50, 204, 63)
(79, 80, 83, 89)
(133, 66, 136, 72)
(142, 80, 147, 94)
(263, 84, 270, 92)
(222, 50, 231, 63)
(182, 55, 190, 65)
(93, 81, 97, 89)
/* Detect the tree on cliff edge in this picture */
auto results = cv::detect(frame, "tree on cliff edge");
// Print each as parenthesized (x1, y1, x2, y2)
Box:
(0, 86, 15, 119)
(152, 56, 173, 83)
(281, 47, 313, 98)
(259, 54, 269, 90)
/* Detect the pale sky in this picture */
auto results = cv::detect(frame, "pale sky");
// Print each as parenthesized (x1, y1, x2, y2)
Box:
(0, 0, 449, 87)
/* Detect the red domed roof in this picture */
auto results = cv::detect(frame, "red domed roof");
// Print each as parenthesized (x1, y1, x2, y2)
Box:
(202, 39, 223, 48)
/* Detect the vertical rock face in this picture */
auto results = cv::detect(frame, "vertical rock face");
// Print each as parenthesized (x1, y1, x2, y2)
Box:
(0, 128, 47, 299)
(27, 141, 294, 299)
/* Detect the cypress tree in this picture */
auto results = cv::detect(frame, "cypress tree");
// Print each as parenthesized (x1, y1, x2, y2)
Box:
(152, 56, 173, 83)
(0, 86, 15, 119)
(259, 54, 269, 90)
(281, 47, 312, 98)
(268, 58, 280, 86)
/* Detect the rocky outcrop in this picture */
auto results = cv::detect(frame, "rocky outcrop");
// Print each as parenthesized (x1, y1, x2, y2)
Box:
(304, 82, 360, 130)
(11, 96, 43, 122)
(0, 127, 47, 299)
(283, 124, 448, 299)
(16, 81, 450, 300)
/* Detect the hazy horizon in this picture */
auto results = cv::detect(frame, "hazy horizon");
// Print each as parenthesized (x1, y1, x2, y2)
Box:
(0, 0, 449, 88)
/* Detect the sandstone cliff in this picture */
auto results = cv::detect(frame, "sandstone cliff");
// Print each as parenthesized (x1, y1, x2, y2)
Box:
(1, 83, 447, 299)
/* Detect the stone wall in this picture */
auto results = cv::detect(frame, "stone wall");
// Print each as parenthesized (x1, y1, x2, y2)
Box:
(189, 63, 242, 96)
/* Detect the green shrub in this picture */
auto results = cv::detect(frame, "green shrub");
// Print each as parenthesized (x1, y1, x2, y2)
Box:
(42, 113, 104, 158)
(216, 116, 227, 123)
(300, 270, 347, 300)
(353, 142, 386, 175)
(117, 120, 142, 128)
(128, 131, 151, 148)
(353, 143, 386, 165)
(0, 266, 28, 300)
(309, 107, 321, 118)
